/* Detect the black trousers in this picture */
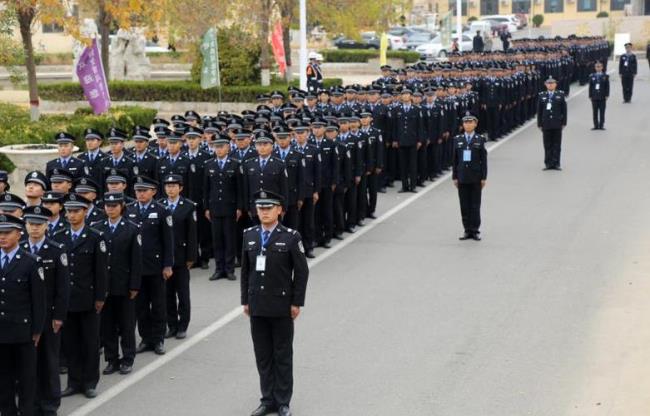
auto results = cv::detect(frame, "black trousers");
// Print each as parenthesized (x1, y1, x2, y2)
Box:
(416, 145, 428, 183)
(315, 187, 334, 244)
(485, 106, 500, 140)
(333, 186, 346, 234)
(282, 204, 300, 230)
(250, 316, 294, 408)
(298, 197, 315, 250)
(101, 295, 136, 365)
(591, 99, 606, 128)
(398, 145, 417, 191)
(63, 310, 100, 390)
(197, 204, 213, 265)
(356, 175, 368, 222)
(366, 173, 379, 216)
(542, 128, 563, 168)
(383, 144, 397, 185)
(236, 213, 253, 263)
(137, 274, 167, 345)
(211, 213, 237, 274)
(457, 182, 483, 234)
(166, 266, 191, 332)
(344, 183, 357, 228)
(0, 342, 36, 416)
(621, 74, 634, 101)
(36, 315, 61, 415)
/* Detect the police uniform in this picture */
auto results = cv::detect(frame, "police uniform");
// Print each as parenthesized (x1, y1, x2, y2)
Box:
(311, 123, 339, 248)
(452, 115, 488, 240)
(157, 135, 191, 196)
(74, 177, 107, 226)
(537, 77, 568, 170)
(100, 129, 137, 193)
(53, 194, 108, 398)
(393, 97, 425, 192)
(131, 127, 160, 181)
(93, 192, 142, 375)
(42, 191, 68, 236)
(125, 177, 174, 354)
(619, 45, 637, 103)
(203, 137, 244, 280)
(588, 68, 609, 130)
(0, 214, 46, 416)
(160, 175, 197, 340)
(78, 128, 107, 189)
(293, 138, 321, 258)
(241, 191, 309, 416)
(46, 133, 88, 181)
(21, 206, 69, 415)
(274, 144, 305, 231)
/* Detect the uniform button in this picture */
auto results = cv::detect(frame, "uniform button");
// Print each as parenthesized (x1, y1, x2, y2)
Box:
(261, 286, 264, 290)
(0, 312, 4, 316)
(282, 291, 286, 295)
(0, 289, 3, 293)
(70, 282, 74, 285)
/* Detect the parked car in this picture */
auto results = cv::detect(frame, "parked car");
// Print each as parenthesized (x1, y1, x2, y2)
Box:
(333, 36, 379, 49)
(406, 32, 435, 50)
(415, 33, 473, 59)
(514, 13, 528, 29)
(480, 15, 519, 33)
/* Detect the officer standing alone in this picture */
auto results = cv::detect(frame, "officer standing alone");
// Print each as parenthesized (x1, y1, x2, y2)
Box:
(619, 42, 637, 103)
(588, 61, 610, 130)
(241, 190, 309, 416)
(452, 113, 488, 241)
(537, 76, 567, 171)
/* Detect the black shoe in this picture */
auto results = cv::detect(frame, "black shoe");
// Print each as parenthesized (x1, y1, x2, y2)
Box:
(200, 261, 209, 270)
(209, 271, 224, 281)
(553, 166, 562, 171)
(591, 127, 598, 130)
(59, 366, 68, 375)
(136, 342, 153, 354)
(154, 342, 166, 355)
(164, 327, 177, 339)
(278, 405, 292, 416)
(305, 250, 315, 259)
(175, 330, 187, 339)
(471, 233, 482, 241)
(102, 361, 120, 375)
(345, 226, 356, 234)
(226, 272, 236, 281)
(459, 232, 472, 241)
(333, 233, 344, 240)
(367, 213, 377, 219)
(357, 220, 365, 227)
(378, 187, 387, 193)
(542, 166, 552, 171)
(409, 188, 418, 193)
(250, 404, 276, 416)
(322, 241, 331, 248)
(84, 388, 98, 399)
(119, 363, 133, 375)
(599, 126, 605, 130)
(61, 386, 79, 397)
(398, 188, 409, 193)
(387, 182, 394, 188)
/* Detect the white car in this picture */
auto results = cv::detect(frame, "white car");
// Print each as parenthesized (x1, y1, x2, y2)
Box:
(387, 34, 407, 50)
(415, 34, 473, 59)
(480, 15, 519, 33)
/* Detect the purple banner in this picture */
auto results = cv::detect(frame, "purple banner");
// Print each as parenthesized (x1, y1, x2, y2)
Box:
(75, 38, 111, 114)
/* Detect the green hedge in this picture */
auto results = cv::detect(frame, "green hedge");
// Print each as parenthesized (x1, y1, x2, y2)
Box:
(0, 103, 157, 172)
(318, 49, 420, 63)
(38, 79, 343, 102)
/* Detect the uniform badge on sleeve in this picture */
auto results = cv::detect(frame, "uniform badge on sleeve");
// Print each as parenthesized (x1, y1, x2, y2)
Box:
(60, 253, 68, 267)
(166, 216, 173, 227)
(192, 211, 197, 221)
(99, 241, 107, 253)
(298, 240, 305, 253)
(137, 234, 142, 246)
(38, 267, 45, 280)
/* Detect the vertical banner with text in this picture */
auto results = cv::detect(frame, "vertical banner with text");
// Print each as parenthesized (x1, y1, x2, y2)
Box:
(201, 28, 221, 89)
(75, 38, 111, 114)
(271, 21, 287, 76)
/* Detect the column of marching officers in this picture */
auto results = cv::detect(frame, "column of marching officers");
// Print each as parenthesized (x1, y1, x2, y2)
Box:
(0, 35, 612, 415)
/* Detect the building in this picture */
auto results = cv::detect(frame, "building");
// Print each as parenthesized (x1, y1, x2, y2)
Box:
(415, 0, 648, 25)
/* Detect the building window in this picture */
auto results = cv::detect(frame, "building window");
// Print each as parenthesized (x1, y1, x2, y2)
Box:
(512, 0, 531, 12)
(544, 0, 564, 12)
(42, 22, 64, 33)
(448, 0, 468, 15)
(610, 0, 630, 9)
(577, 0, 597, 10)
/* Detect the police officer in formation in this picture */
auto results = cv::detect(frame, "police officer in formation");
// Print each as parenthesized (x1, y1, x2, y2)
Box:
(588, 60, 610, 130)
(619, 42, 637, 103)
(537, 76, 568, 171)
(241, 190, 309, 416)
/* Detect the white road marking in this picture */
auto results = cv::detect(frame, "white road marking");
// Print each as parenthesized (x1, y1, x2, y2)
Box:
(69, 78, 596, 415)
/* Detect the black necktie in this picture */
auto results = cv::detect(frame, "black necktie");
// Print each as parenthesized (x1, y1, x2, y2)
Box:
(31, 245, 38, 254)
(1, 255, 8, 271)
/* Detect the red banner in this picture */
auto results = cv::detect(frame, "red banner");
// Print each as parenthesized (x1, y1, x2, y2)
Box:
(270, 21, 287, 76)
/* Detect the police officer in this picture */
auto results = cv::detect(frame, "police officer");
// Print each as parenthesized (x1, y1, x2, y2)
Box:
(131, 126, 160, 181)
(0, 170, 9, 194)
(126, 176, 174, 355)
(78, 128, 107, 188)
(619, 42, 637, 103)
(22, 206, 69, 415)
(74, 177, 106, 225)
(24, 170, 49, 207)
(0, 213, 46, 416)
(452, 113, 488, 241)
(160, 174, 197, 340)
(203, 134, 243, 281)
(55, 193, 108, 399)
(241, 190, 309, 416)
(588, 60, 610, 130)
(48, 169, 73, 196)
(100, 128, 136, 193)
(95, 192, 141, 376)
(306, 52, 323, 93)
(42, 191, 68, 236)
(312, 120, 339, 249)
(294, 121, 321, 259)
(273, 124, 304, 230)
(537, 76, 567, 171)
(158, 131, 191, 196)
(46, 132, 87, 181)
(394, 87, 424, 193)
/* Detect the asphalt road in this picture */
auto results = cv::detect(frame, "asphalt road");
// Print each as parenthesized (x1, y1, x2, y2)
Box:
(60, 61, 650, 415)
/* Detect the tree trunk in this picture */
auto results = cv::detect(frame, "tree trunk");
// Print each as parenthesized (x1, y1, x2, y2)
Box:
(98, 0, 111, 80)
(278, 0, 293, 82)
(259, 0, 271, 86)
(17, 7, 39, 121)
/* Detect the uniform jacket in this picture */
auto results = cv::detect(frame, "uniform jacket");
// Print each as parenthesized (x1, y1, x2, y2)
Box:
(311, 138, 339, 189)
(242, 156, 289, 213)
(160, 197, 198, 267)
(203, 157, 244, 217)
(46, 157, 88, 180)
(537, 91, 568, 130)
(240, 224, 309, 317)
(93, 218, 142, 296)
(588, 72, 610, 100)
(158, 154, 191, 195)
(125, 201, 174, 274)
(21, 238, 69, 322)
(184, 149, 211, 207)
(274, 148, 305, 206)
(619, 53, 637, 76)
(393, 104, 425, 147)
(452, 133, 488, 184)
(131, 151, 160, 182)
(0, 249, 46, 343)
(100, 154, 136, 189)
(78, 150, 107, 188)
(293, 143, 322, 196)
(53, 226, 108, 312)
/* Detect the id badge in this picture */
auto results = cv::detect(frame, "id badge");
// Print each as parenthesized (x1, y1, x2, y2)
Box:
(595, 83, 600, 90)
(463, 150, 472, 162)
(256, 255, 266, 272)
(546, 102, 552, 110)
(624, 61, 628, 67)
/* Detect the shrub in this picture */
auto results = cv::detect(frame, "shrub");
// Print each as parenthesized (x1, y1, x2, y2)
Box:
(318, 49, 420, 63)
(467, 16, 478, 22)
(38, 79, 343, 102)
(532, 14, 544, 28)
(596, 11, 609, 18)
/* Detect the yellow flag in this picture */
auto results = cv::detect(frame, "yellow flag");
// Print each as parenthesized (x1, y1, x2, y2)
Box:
(380, 32, 388, 65)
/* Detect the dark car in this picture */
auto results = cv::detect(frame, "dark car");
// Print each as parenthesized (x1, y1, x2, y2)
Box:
(334, 35, 379, 49)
